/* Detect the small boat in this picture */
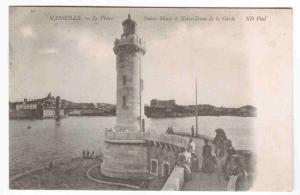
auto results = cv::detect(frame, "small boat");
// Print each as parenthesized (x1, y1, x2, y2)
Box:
(27, 125, 31, 129)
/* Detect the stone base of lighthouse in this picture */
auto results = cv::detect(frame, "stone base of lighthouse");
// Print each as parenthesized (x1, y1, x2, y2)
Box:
(101, 133, 149, 179)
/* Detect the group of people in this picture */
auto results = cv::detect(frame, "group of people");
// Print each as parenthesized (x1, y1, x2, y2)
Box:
(176, 138, 200, 180)
(208, 128, 250, 191)
(82, 149, 94, 159)
(177, 127, 251, 191)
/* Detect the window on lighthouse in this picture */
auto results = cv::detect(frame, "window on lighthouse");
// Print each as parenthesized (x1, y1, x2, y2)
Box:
(123, 96, 127, 107)
(123, 75, 127, 85)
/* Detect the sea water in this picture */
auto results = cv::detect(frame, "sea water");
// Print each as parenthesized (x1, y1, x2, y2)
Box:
(9, 116, 254, 175)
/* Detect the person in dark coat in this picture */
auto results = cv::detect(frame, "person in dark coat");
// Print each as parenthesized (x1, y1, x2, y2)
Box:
(213, 128, 227, 158)
(201, 139, 216, 173)
(87, 149, 90, 158)
(224, 140, 236, 177)
(82, 149, 86, 158)
(191, 152, 200, 172)
(49, 161, 53, 169)
(191, 126, 195, 137)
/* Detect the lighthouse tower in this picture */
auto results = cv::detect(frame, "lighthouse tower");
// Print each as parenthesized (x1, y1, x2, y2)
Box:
(114, 14, 146, 132)
(101, 14, 148, 179)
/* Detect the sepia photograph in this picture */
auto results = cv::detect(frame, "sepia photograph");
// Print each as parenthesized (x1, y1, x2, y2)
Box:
(8, 6, 293, 191)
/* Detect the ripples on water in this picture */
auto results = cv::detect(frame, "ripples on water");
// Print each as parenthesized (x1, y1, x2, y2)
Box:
(9, 116, 254, 174)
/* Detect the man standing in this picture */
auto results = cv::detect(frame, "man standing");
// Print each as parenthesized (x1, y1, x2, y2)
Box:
(191, 126, 195, 137)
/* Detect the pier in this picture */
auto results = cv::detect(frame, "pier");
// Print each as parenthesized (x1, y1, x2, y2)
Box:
(103, 129, 234, 190)
(10, 130, 254, 191)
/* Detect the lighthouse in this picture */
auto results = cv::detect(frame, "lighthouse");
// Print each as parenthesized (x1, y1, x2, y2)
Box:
(114, 14, 146, 132)
(101, 14, 148, 179)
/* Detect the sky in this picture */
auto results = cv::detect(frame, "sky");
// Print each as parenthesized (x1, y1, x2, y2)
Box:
(9, 7, 264, 107)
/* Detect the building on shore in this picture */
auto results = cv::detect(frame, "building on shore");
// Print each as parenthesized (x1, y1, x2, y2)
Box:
(150, 99, 176, 108)
(9, 93, 65, 119)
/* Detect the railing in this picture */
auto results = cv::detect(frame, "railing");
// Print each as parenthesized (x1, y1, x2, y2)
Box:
(171, 130, 214, 142)
(104, 130, 189, 148)
(105, 130, 145, 141)
(114, 37, 146, 49)
(144, 132, 190, 148)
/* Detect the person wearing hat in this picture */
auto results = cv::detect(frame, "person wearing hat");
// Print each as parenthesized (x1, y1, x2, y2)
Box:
(213, 128, 227, 158)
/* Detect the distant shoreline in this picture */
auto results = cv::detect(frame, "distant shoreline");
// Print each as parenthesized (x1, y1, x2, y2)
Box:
(9, 96, 257, 119)
(9, 114, 256, 121)
(144, 104, 257, 118)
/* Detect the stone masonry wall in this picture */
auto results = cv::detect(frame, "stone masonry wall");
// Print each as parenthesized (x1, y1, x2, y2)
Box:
(115, 51, 142, 131)
(148, 145, 178, 177)
(101, 141, 148, 179)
